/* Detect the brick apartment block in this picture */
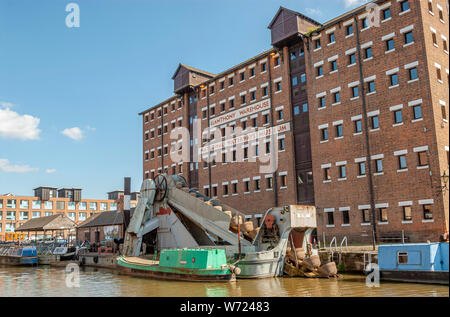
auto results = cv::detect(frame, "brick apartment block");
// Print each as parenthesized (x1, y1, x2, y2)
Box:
(140, 0, 449, 244)
(0, 187, 129, 240)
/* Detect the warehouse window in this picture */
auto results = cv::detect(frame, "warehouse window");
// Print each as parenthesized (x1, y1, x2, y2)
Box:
(327, 212, 334, 226)
(403, 206, 412, 221)
(280, 175, 287, 187)
(361, 17, 369, 30)
(382, 8, 391, 20)
(274, 56, 280, 66)
(336, 124, 343, 138)
(323, 168, 331, 181)
(386, 39, 395, 52)
(317, 66, 323, 77)
(339, 165, 346, 179)
(367, 81, 375, 93)
(330, 60, 338, 72)
(418, 151, 428, 167)
(342, 210, 350, 225)
(370, 115, 379, 130)
(389, 73, 399, 87)
(398, 155, 407, 170)
(321, 128, 328, 141)
(400, 1, 410, 13)
(232, 183, 238, 194)
(423, 205, 433, 220)
(223, 184, 229, 196)
(413, 105, 422, 120)
(254, 179, 261, 191)
(354, 119, 362, 133)
(346, 24, 354, 36)
(244, 181, 250, 193)
(329, 32, 335, 44)
(261, 62, 267, 73)
(409, 67, 418, 81)
(379, 208, 388, 223)
(363, 47, 372, 60)
(404, 31, 414, 45)
(349, 53, 356, 65)
(266, 177, 273, 189)
(394, 110, 403, 124)
(314, 39, 321, 49)
(358, 162, 366, 176)
(375, 159, 383, 173)
(351, 86, 359, 98)
(362, 209, 371, 223)
(279, 139, 285, 151)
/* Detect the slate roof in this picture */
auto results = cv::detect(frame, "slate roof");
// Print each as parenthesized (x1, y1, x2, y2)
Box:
(16, 214, 76, 232)
(77, 208, 135, 228)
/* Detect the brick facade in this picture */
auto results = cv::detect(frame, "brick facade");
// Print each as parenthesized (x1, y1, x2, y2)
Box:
(140, 0, 449, 244)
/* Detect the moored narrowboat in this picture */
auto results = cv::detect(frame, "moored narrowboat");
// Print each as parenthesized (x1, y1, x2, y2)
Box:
(0, 246, 38, 266)
(117, 248, 238, 282)
(378, 242, 449, 285)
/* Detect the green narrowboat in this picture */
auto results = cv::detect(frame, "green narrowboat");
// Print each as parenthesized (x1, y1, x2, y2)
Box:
(117, 248, 239, 282)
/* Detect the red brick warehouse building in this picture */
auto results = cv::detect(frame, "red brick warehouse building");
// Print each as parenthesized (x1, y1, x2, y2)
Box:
(140, 0, 449, 244)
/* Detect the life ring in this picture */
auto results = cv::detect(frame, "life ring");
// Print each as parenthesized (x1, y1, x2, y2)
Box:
(93, 256, 99, 263)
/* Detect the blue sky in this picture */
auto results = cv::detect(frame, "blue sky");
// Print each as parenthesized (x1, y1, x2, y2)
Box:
(0, 0, 367, 198)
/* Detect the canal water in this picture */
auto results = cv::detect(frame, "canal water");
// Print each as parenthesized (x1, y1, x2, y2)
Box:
(0, 266, 448, 297)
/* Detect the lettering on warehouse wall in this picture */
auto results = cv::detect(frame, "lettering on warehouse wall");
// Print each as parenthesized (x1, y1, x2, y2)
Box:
(210, 98, 271, 127)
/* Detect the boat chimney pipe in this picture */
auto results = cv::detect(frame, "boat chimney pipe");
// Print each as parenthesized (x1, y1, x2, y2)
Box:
(123, 177, 131, 237)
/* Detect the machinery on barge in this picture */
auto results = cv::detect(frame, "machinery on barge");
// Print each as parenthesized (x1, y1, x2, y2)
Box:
(120, 174, 318, 279)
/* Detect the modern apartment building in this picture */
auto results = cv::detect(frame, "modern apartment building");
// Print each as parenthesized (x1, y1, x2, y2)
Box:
(140, 0, 449, 243)
(0, 187, 118, 240)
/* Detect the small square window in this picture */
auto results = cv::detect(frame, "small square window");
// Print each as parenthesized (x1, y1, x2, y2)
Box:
(371, 116, 379, 129)
(358, 162, 366, 176)
(354, 120, 362, 133)
(317, 66, 323, 76)
(346, 25, 354, 36)
(409, 68, 418, 80)
(375, 159, 383, 173)
(329, 33, 335, 44)
(390, 74, 399, 86)
(404, 31, 414, 44)
(321, 128, 328, 141)
(386, 39, 395, 51)
(398, 155, 407, 170)
(334, 92, 341, 103)
(394, 110, 403, 124)
(364, 47, 372, 59)
(413, 105, 423, 119)
(400, 1, 410, 12)
(319, 97, 326, 108)
(349, 53, 356, 65)
(336, 124, 343, 137)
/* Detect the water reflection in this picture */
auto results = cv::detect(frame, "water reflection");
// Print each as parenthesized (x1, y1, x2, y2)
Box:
(0, 266, 448, 297)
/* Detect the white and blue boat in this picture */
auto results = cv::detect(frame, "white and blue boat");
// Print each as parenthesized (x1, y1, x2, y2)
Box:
(0, 246, 38, 266)
(378, 242, 449, 285)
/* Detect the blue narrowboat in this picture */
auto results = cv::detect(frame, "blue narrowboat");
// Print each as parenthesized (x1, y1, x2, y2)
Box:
(0, 247, 38, 266)
(378, 243, 449, 285)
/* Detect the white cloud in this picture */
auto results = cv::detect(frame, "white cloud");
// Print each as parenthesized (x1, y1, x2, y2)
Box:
(45, 169, 57, 174)
(61, 127, 83, 141)
(343, 0, 369, 8)
(0, 159, 40, 173)
(0, 102, 41, 140)
(306, 8, 322, 16)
